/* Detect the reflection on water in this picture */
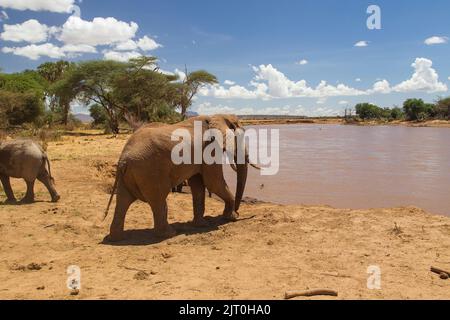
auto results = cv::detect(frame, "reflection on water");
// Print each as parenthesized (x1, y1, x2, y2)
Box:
(225, 124, 450, 216)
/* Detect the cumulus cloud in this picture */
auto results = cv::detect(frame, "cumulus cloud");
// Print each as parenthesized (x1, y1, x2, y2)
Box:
(137, 36, 162, 51)
(0, 19, 58, 43)
(424, 36, 448, 45)
(200, 58, 447, 100)
(2, 43, 65, 60)
(355, 78, 361, 82)
(58, 16, 139, 46)
(296, 59, 308, 65)
(224, 80, 236, 86)
(103, 50, 142, 62)
(393, 58, 447, 93)
(2, 42, 98, 60)
(193, 102, 340, 117)
(354, 41, 369, 47)
(0, 0, 75, 13)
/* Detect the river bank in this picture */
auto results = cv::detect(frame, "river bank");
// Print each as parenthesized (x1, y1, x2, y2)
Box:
(0, 132, 449, 299)
(241, 117, 450, 128)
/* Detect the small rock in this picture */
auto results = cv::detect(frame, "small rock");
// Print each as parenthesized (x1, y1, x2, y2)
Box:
(216, 267, 220, 270)
(70, 289, 79, 296)
(27, 263, 42, 271)
(267, 240, 275, 246)
(134, 271, 149, 280)
(37, 286, 45, 291)
(161, 252, 173, 259)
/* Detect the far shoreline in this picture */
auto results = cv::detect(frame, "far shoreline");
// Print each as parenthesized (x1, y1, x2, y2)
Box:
(240, 117, 450, 128)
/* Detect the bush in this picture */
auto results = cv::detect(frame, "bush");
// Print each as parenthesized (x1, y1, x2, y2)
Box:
(355, 103, 385, 120)
(0, 90, 44, 126)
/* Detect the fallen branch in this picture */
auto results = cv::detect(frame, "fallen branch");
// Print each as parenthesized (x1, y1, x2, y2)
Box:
(285, 289, 338, 300)
(431, 266, 450, 279)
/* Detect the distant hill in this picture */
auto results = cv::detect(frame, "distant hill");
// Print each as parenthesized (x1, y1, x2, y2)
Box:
(186, 111, 199, 118)
(74, 114, 93, 123)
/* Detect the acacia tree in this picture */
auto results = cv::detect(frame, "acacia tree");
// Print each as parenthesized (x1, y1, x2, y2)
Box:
(54, 60, 130, 134)
(177, 69, 218, 119)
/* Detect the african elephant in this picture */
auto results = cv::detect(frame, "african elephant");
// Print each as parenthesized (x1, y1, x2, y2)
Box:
(0, 140, 60, 204)
(104, 115, 252, 242)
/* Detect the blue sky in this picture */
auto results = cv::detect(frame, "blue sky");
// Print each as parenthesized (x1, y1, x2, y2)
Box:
(1, 0, 449, 116)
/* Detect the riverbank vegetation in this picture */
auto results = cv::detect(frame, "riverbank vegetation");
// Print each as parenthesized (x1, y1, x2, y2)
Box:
(354, 98, 450, 123)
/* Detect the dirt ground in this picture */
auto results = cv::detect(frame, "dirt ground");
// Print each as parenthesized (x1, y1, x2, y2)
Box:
(0, 131, 449, 300)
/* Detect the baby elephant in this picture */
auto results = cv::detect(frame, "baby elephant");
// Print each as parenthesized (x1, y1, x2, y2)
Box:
(0, 140, 60, 204)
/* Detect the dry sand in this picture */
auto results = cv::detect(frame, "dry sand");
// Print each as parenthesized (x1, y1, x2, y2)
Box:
(0, 132, 449, 300)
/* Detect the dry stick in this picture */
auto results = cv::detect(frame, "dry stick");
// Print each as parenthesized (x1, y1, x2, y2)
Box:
(431, 267, 450, 277)
(285, 289, 338, 300)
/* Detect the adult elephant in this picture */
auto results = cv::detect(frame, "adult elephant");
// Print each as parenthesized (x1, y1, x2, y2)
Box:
(104, 115, 253, 242)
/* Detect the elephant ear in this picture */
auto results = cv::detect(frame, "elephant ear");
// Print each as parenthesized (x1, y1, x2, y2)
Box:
(208, 114, 242, 148)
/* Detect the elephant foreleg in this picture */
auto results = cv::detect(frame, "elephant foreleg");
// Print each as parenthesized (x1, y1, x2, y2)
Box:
(149, 198, 176, 238)
(188, 174, 208, 227)
(0, 174, 16, 203)
(205, 178, 238, 222)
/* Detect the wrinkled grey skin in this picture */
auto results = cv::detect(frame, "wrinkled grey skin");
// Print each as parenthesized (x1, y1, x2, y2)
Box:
(0, 140, 60, 204)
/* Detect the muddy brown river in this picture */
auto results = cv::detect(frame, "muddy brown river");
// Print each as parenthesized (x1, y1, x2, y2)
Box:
(225, 124, 450, 216)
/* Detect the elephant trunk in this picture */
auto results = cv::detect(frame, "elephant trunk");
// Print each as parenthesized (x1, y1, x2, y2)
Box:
(235, 140, 249, 211)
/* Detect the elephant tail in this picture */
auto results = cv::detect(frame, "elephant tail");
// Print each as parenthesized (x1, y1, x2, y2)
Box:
(45, 155, 55, 184)
(103, 162, 123, 221)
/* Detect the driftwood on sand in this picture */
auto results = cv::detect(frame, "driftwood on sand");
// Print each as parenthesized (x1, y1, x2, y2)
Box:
(431, 267, 450, 279)
(284, 289, 338, 300)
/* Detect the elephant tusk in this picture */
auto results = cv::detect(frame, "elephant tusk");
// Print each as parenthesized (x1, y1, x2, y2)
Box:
(250, 163, 262, 170)
(230, 163, 238, 172)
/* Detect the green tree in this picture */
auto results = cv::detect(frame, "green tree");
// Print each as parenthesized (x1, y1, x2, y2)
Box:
(435, 97, 450, 120)
(37, 60, 75, 125)
(0, 71, 45, 126)
(176, 69, 218, 119)
(355, 103, 384, 120)
(390, 107, 404, 120)
(403, 99, 434, 121)
(55, 60, 130, 134)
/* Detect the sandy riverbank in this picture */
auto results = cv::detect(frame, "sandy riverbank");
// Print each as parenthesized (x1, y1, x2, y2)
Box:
(0, 132, 449, 300)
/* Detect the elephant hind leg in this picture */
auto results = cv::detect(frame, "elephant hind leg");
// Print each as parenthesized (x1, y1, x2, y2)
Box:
(108, 184, 136, 242)
(0, 174, 16, 203)
(21, 180, 35, 204)
(37, 170, 60, 203)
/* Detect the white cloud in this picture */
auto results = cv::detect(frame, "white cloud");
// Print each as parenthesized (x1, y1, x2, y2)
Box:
(200, 58, 447, 100)
(62, 44, 97, 54)
(58, 16, 139, 46)
(355, 78, 361, 82)
(0, 19, 57, 43)
(424, 36, 448, 46)
(137, 36, 162, 51)
(2, 43, 65, 60)
(339, 100, 349, 105)
(115, 40, 138, 51)
(0, 0, 75, 13)
(393, 58, 447, 93)
(193, 102, 340, 117)
(224, 80, 235, 86)
(354, 41, 369, 47)
(103, 50, 142, 62)
(296, 59, 308, 65)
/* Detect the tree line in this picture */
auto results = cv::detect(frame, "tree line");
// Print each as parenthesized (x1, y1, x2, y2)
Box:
(355, 98, 450, 122)
(0, 56, 218, 133)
